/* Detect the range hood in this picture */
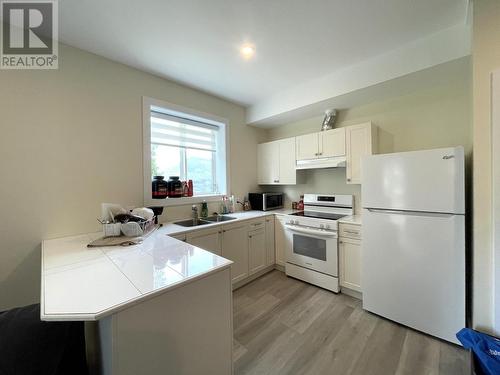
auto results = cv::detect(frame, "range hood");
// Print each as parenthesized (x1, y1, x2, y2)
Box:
(296, 156, 346, 170)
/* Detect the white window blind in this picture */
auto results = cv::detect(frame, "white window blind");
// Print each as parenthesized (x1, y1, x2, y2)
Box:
(151, 111, 218, 152)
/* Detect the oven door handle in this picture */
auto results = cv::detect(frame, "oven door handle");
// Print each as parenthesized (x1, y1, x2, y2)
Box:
(285, 224, 338, 238)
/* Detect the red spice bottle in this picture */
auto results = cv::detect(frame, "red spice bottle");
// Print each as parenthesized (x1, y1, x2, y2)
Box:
(297, 195, 304, 211)
(188, 180, 193, 197)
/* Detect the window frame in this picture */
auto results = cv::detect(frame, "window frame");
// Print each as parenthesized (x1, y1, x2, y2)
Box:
(142, 96, 230, 207)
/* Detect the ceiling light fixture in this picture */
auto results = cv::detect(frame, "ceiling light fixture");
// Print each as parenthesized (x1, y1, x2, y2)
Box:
(240, 44, 255, 59)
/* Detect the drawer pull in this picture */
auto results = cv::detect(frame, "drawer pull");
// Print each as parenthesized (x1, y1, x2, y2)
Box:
(344, 230, 359, 234)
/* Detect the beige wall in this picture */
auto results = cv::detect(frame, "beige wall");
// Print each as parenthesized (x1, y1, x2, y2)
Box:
(0, 44, 265, 310)
(472, 0, 500, 332)
(263, 71, 472, 215)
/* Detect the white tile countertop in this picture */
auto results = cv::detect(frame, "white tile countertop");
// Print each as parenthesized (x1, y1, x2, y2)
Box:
(159, 209, 361, 237)
(160, 208, 299, 236)
(41, 209, 360, 321)
(41, 228, 232, 321)
(338, 215, 362, 225)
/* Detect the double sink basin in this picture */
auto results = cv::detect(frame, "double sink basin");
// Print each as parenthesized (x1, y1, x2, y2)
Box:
(174, 215, 237, 227)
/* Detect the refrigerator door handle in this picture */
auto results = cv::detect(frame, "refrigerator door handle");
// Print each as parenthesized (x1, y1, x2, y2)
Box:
(366, 208, 458, 218)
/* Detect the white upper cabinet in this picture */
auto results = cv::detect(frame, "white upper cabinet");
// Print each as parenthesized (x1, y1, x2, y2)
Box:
(296, 128, 346, 161)
(257, 141, 279, 184)
(258, 122, 376, 184)
(320, 128, 345, 158)
(278, 138, 297, 184)
(296, 133, 319, 160)
(258, 137, 297, 185)
(346, 122, 378, 184)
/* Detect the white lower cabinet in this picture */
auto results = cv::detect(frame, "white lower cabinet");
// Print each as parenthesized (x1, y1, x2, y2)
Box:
(274, 216, 288, 267)
(222, 223, 249, 284)
(248, 227, 266, 275)
(339, 223, 362, 293)
(170, 233, 186, 242)
(265, 217, 275, 266)
(186, 227, 222, 256)
(175, 215, 280, 286)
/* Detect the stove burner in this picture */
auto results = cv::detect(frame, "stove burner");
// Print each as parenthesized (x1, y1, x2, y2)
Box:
(290, 211, 346, 220)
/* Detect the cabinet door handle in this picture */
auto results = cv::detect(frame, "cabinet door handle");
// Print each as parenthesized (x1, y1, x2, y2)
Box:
(274, 179, 279, 183)
(347, 178, 351, 182)
(344, 230, 359, 234)
(249, 235, 252, 238)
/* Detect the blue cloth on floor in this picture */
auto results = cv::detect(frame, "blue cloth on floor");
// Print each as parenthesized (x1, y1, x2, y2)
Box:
(457, 328, 500, 375)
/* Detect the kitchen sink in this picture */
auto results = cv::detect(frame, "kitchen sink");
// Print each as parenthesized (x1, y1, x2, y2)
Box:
(202, 215, 237, 222)
(174, 219, 211, 227)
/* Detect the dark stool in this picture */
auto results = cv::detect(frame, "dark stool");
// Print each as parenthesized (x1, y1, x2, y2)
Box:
(0, 304, 88, 375)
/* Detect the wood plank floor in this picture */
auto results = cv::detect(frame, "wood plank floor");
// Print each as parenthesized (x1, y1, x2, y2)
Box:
(233, 270, 469, 375)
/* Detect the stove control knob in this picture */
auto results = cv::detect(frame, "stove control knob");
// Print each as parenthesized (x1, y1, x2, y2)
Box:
(325, 225, 330, 230)
(319, 224, 325, 229)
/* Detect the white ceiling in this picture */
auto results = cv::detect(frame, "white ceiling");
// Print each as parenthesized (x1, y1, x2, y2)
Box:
(59, 0, 468, 108)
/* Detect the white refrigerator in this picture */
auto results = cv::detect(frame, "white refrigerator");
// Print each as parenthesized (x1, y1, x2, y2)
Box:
(361, 146, 465, 344)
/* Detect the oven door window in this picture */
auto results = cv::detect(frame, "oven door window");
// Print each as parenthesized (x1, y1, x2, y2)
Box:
(292, 234, 327, 261)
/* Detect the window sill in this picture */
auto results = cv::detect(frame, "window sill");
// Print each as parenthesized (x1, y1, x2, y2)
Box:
(144, 195, 224, 208)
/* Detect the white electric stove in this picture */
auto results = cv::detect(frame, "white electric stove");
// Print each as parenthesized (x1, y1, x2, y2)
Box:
(284, 194, 353, 292)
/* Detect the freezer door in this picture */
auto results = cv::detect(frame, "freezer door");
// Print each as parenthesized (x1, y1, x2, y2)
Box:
(361, 147, 465, 214)
(361, 208, 465, 344)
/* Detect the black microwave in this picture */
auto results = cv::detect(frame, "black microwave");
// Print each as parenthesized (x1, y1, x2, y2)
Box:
(248, 193, 284, 211)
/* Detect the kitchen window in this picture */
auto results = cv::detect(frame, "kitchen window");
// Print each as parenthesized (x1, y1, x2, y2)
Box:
(143, 97, 228, 206)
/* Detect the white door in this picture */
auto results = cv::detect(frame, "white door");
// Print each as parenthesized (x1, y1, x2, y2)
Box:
(278, 138, 297, 184)
(320, 128, 345, 158)
(265, 217, 275, 266)
(296, 133, 319, 160)
(248, 229, 266, 275)
(362, 147, 465, 213)
(257, 141, 279, 184)
(346, 123, 373, 184)
(339, 237, 361, 292)
(362, 208, 465, 344)
(186, 228, 222, 256)
(222, 224, 249, 283)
